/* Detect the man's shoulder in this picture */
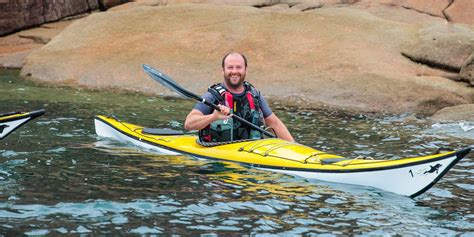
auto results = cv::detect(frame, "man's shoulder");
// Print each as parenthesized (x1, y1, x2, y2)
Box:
(244, 81, 261, 97)
(202, 91, 217, 100)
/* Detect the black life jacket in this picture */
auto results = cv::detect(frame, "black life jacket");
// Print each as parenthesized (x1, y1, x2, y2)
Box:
(199, 82, 264, 142)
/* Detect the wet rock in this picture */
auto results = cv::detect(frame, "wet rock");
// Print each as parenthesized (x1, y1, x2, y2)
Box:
(460, 53, 474, 85)
(430, 104, 474, 122)
(401, 23, 474, 73)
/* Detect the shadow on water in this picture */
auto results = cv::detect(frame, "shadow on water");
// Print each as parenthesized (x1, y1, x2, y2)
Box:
(0, 69, 472, 235)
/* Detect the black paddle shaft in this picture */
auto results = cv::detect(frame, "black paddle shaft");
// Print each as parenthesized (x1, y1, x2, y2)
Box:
(142, 64, 275, 138)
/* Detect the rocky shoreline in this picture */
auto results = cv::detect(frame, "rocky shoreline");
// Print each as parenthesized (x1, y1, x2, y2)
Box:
(1, 1, 473, 121)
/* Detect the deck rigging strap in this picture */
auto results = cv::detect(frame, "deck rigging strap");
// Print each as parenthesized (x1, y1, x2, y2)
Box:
(196, 138, 257, 147)
(238, 139, 282, 152)
(262, 142, 297, 156)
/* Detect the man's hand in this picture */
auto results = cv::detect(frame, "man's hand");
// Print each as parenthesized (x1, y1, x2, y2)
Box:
(184, 106, 231, 131)
(212, 104, 231, 121)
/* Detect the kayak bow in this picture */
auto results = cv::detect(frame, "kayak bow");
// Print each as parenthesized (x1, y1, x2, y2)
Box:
(0, 109, 45, 140)
(94, 115, 471, 198)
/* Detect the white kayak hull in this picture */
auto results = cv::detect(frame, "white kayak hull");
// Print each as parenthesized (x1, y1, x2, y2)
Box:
(263, 153, 460, 197)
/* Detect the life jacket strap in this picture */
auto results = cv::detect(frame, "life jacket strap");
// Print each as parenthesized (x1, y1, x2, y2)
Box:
(246, 91, 256, 110)
(209, 83, 258, 111)
(224, 92, 234, 110)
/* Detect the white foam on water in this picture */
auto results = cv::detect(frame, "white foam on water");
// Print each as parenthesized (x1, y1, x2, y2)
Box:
(424, 122, 474, 140)
(130, 226, 163, 234)
(24, 229, 49, 236)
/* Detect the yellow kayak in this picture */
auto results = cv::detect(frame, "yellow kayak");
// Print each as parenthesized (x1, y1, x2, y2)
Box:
(95, 115, 471, 198)
(0, 109, 45, 140)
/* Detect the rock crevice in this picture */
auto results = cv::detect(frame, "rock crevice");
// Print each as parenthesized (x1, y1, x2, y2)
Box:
(442, 0, 455, 21)
(402, 52, 461, 73)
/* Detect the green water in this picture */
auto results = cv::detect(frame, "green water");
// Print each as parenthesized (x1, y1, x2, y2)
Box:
(0, 69, 473, 235)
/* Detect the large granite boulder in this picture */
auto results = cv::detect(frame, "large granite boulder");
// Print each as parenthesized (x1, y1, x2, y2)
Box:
(401, 24, 474, 75)
(430, 104, 474, 122)
(21, 4, 474, 114)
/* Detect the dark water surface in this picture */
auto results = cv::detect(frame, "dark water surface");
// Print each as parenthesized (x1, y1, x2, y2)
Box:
(1, 69, 473, 235)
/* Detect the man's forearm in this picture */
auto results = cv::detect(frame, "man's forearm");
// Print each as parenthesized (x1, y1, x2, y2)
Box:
(184, 113, 216, 131)
(273, 121, 294, 142)
(264, 114, 294, 142)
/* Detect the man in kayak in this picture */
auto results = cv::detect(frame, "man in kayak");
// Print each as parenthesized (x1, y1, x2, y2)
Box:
(184, 52, 294, 143)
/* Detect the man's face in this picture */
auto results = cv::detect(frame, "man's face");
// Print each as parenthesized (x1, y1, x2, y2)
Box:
(223, 54, 246, 89)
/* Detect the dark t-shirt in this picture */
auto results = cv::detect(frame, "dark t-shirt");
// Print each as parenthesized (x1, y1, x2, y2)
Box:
(193, 86, 273, 118)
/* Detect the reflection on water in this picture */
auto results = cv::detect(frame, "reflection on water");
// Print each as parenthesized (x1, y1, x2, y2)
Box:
(0, 69, 473, 235)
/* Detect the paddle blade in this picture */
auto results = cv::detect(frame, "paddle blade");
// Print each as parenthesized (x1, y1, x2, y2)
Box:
(142, 64, 200, 100)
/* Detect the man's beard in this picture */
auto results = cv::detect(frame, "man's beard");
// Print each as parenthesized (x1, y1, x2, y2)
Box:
(224, 72, 246, 89)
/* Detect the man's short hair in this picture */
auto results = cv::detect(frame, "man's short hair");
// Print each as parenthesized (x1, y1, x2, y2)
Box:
(221, 52, 247, 68)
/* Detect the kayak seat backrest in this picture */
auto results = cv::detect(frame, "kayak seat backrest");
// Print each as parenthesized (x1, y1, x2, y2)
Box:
(142, 128, 184, 135)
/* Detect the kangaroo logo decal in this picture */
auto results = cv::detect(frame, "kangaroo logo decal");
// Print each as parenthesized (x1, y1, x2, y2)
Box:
(0, 124, 9, 133)
(423, 164, 442, 174)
